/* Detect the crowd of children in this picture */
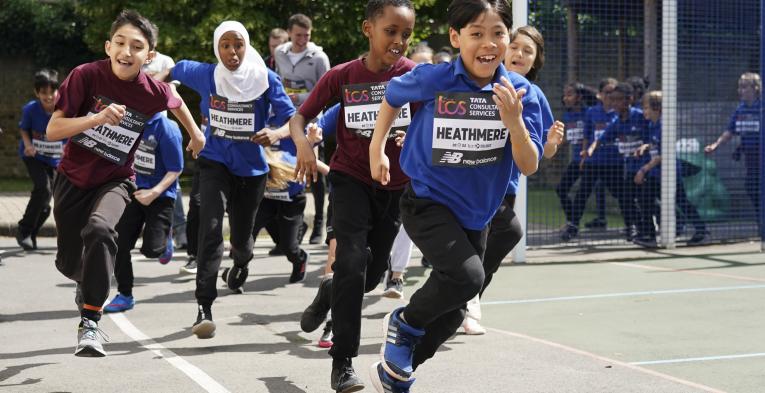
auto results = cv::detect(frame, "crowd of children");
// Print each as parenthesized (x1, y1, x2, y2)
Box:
(9, 0, 761, 392)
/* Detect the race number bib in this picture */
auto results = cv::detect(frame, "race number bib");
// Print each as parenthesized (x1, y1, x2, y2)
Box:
(432, 92, 508, 167)
(566, 120, 584, 143)
(342, 82, 410, 139)
(209, 95, 257, 141)
(264, 189, 292, 202)
(71, 96, 146, 165)
(616, 134, 644, 157)
(283, 78, 308, 95)
(735, 118, 759, 135)
(32, 139, 64, 158)
(133, 138, 156, 176)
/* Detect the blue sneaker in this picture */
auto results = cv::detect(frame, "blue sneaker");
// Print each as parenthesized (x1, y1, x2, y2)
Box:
(159, 234, 173, 264)
(370, 361, 414, 393)
(380, 307, 424, 381)
(104, 293, 135, 313)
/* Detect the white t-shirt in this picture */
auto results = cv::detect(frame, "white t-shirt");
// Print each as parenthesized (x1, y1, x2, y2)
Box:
(287, 49, 307, 66)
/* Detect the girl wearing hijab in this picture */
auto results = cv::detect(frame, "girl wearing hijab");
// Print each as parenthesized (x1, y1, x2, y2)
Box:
(167, 21, 296, 339)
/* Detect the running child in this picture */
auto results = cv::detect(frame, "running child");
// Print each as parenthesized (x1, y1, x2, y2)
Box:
(16, 69, 61, 251)
(105, 111, 184, 313)
(167, 21, 295, 339)
(290, 1, 417, 391)
(46, 9, 205, 357)
(369, 1, 543, 390)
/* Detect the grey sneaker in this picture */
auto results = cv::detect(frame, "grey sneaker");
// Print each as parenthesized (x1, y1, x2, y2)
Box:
(180, 257, 197, 275)
(74, 318, 108, 357)
(382, 276, 404, 299)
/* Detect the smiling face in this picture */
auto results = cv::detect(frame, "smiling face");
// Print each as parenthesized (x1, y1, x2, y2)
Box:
(505, 33, 536, 77)
(288, 25, 311, 53)
(105, 24, 155, 81)
(449, 9, 509, 87)
(362, 5, 415, 70)
(35, 86, 57, 112)
(218, 31, 246, 71)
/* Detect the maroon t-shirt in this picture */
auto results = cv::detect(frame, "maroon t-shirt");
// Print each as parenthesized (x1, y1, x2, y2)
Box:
(55, 59, 182, 189)
(299, 57, 415, 190)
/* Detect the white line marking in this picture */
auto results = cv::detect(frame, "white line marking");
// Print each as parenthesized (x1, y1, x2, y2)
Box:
(108, 313, 231, 393)
(631, 352, 765, 365)
(610, 261, 765, 283)
(486, 327, 728, 393)
(482, 284, 765, 305)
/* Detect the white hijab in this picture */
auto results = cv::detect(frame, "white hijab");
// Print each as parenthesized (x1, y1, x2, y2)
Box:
(213, 21, 268, 102)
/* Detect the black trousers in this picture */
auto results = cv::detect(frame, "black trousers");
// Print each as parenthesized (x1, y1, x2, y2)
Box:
(327, 171, 402, 360)
(637, 175, 706, 237)
(53, 175, 134, 318)
(252, 194, 306, 263)
(312, 145, 326, 228)
(195, 157, 266, 306)
(571, 163, 636, 228)
(186, 169, 201, 258)
(398, 185, 488, 369)
(114, 195, 175, 295)
(18, 158, 55, 238)
(482, 195, 522, 294)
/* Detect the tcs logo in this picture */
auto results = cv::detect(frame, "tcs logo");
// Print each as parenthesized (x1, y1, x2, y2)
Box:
(437, 96, 467, 116)
(210, 96, 228, 111)
(345, 89, 369, 103)
(93, 98, 109, 113)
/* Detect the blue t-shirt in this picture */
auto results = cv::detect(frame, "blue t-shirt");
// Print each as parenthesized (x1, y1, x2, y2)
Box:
(728, 100, 760, 169)
(562, 109, 587, 157)
(134, 113, 184, 200)
(17, 100, 64, 168)
(172, 60, 296, 177)
(505, 83, 550, 196)
(645, 120, 662, 179)
(263, 149, 305, 200)
(599, 107, 648, 170)
(385, 58, 544, 230)
(583, 103, 618, 165)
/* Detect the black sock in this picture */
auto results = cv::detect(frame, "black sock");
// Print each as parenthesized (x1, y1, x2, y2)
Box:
(81, 309, 101, 322)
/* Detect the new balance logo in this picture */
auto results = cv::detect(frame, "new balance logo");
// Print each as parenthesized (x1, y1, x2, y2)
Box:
(439, 151, 463, 164)
(80, 138, 97, 148)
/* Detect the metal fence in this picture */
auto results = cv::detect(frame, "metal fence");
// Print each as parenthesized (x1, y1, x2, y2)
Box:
(521, 0, 764, 249)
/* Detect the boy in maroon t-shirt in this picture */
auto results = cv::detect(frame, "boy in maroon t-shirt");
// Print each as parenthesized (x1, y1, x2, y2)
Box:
(46, 10, 205, 357)
(289, 1, 416, 390)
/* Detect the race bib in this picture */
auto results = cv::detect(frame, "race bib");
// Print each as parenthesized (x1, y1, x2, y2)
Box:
(32, 139, 64, 158)
(432, 92, 508, 167)
(735, 119, 759, 135)
(264, 189, 292, 202)
(342, 82, 410, 139)
(617, 134, 644, 157)
(283, 78, 308, 95)
(566, 120, 584, 143)
(209, 95, 257, 141)
(133, 138, 156, 176)
(71, 96, 146, 165)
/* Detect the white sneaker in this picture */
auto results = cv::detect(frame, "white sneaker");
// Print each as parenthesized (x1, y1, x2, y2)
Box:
(462, 316, 486, 335)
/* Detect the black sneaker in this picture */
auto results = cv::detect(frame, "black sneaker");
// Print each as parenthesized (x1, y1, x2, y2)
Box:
(268, 246, 284, 256)
(632, 236, 657, 248)
(420, 257, 431, 268)
(560, 223, 579, 241)
(687, 230, 709, 246)
(75, 317, 108, 357)
(331, 357, 364, 393)
(180, 257, 197, 275)
(222, 265, 248, 293)
(192, 304, 216, 339)
(301, 277, 332, 332)
(15, 232, 34, 251)
(625, 225, 638, 242)
(289, 250, 309, 283)
(309, 226, 323, 245)
(382, 276, 404, 299)
(584, 217, 607, 230)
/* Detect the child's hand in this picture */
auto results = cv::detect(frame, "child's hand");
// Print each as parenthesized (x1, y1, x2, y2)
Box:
(23, 144, 37, 157)
(546, 121, 565, 146)
(704, 142, 718, 154)
(634, 169, 646, 185)
(370, 151, 391, 185)
(394, 130, 406, 147)
(306, 123, 324, 145)
(492, 76, 526, 131)
(96, 103, 126, 126)
(134, 188, 160, 206)
(186, 133, 205, 159)
(294, 140, 318, 184)
(251, 128, 281, 147)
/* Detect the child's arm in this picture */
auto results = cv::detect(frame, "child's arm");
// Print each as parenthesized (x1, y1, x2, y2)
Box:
(290, 113, 317, 183)
(19, 129, 36, 157)
(369, 99, 400, 185)
(634, 156, 661, 185)
(251, 121, 291, 147)
(168, 85, 206, 158)
(133, 171, 181, 206)
(47, 104, 126, 141)
(704, 131, 733, 154)
(543, 120, 565, 159)
(493, 77, 539, 175)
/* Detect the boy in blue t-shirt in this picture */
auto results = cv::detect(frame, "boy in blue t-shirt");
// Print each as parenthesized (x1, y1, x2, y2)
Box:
(369, 1, 543, 389)
(105, 113, 184, 312)
(16, 69, 62, 250)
